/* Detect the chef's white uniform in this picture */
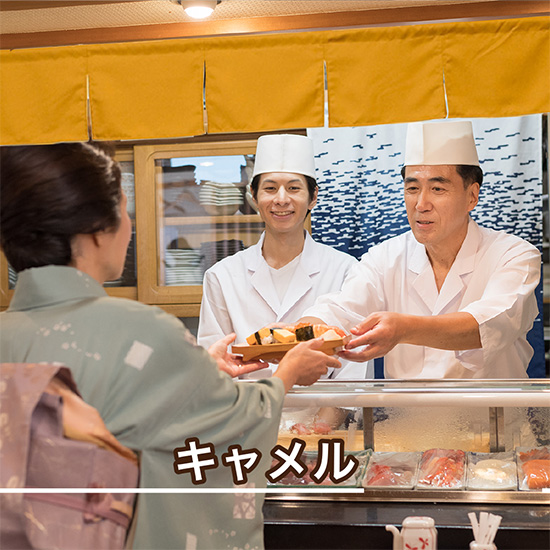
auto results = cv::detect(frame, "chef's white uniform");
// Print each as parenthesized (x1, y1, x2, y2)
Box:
(198, 231, 371, 379)
(302, 219, 541, 379)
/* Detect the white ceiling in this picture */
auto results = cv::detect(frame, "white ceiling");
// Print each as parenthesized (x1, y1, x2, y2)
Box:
(0, 0, 501, 34)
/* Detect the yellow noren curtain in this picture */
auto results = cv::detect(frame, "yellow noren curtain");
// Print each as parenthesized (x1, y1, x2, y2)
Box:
(1, 16, 548, 145)
(326, 25, 447, 127)
(443, 16, 550, 119)
(0, 46, 88, 145)
(204, 33, 325, 134)
(87, 40, 204, 141)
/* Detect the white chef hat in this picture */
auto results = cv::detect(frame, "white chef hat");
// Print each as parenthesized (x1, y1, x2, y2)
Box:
(252, 134, 316, 180)
(404, 120, 480, 167)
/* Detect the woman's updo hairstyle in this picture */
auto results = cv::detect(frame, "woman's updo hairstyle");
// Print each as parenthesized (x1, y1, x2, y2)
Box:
(0, 142, 122, 272)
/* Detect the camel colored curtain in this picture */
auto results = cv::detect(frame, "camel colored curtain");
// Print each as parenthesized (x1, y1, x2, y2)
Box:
(443, 16, 550, 118)
(326, 16, 549, 127)
(87, 39, 204, 141)
(0, 46, 88, 145)
(325, 24, 447, 128)
(0, 16, 548, 145)
(204, 33, 325, 133)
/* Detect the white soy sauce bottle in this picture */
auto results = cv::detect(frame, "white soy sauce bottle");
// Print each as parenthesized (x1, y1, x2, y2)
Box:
(386, 516, 438, 550)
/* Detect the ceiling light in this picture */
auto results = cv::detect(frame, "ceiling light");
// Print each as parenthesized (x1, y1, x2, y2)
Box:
(179, 0, 220, 20)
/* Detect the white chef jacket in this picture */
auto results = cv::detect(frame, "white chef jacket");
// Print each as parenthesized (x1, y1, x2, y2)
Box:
(198, 231, 371, 378)
(302, 219, 541, 379)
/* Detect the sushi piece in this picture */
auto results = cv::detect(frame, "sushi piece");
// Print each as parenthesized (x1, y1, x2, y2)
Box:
(312, 324, 329, 337)
(246, 332, 259, 345)
(295, 324, 315, 341)
(259, 328, 275, 345)
(290, 423, 312, 435)
(246, 327, 274, 345)
(320, 329, 342, 341)
(312, 421, 332, 435)
(314, 325, 346, 338)
(272, 328, 296, 343)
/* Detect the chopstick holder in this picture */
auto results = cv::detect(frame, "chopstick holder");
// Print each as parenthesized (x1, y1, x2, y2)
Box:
(468, 512, 502, 550)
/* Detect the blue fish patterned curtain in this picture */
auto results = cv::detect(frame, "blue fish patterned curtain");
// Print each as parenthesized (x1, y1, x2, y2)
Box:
(308, 115, 544, 377)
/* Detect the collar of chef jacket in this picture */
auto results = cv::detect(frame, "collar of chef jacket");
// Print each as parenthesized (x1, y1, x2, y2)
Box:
(410, 217, 479, 315)
(247, 231, 321, 319)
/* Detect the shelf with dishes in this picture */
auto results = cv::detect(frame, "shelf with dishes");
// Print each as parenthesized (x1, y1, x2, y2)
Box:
(134, 139, 264, 309)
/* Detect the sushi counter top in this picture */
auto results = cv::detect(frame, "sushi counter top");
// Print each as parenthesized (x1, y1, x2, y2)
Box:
(263, 499, 550, 550)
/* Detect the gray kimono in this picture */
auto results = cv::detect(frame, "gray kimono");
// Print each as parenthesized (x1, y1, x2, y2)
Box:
(0, 266, 285, 550)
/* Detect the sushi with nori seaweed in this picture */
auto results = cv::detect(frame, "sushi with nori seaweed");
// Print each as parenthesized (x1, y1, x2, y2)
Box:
(246, 327, 274, 345)
(295, 324, 315, 341)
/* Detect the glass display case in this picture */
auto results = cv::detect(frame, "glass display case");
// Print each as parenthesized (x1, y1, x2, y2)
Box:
(267, 379, 550, 504)
(263, 379, 549, 550)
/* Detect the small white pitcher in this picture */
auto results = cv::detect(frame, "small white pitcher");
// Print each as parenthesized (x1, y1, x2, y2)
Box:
(386, 516, 438, 550)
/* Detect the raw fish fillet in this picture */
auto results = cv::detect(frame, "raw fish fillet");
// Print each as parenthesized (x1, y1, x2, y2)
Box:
(522, 459, 550, 489)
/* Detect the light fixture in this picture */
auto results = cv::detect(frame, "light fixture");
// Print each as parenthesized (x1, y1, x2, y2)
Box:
(179, 0, 221, 20)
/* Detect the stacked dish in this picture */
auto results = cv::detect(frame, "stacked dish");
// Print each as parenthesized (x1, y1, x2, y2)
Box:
(164, 249, 204, 286)
(163, 185, 207, 217)
(199, 181, 243, 216)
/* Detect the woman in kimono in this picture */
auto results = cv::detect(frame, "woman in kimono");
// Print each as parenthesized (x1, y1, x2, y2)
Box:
(198, 134, 370, 380)
(0, 142, 340, 550)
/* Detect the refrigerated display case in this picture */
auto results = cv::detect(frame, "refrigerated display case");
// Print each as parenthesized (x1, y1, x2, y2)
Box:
(263, 379, 550, 550)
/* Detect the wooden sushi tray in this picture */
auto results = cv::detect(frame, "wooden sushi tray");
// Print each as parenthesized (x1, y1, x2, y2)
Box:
(232, 336, 351, 362)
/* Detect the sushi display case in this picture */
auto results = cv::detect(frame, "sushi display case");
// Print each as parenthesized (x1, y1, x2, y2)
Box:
(266, 379, 550, 504)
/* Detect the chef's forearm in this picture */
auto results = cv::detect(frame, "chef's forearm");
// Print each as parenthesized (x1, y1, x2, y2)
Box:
(400, 312, 481, 350)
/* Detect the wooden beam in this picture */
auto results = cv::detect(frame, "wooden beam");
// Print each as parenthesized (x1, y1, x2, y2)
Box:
(1, 1, 548, 50)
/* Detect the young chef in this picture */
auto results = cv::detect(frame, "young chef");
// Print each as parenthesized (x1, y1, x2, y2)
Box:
(300, 120, 541, 379)
(198, 133, 371, 379)
(0, 142, 340, 550)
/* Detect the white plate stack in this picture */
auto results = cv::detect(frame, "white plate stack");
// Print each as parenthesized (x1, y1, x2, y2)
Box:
(199, 181, 243, 216)
(164, 249, 204, 286)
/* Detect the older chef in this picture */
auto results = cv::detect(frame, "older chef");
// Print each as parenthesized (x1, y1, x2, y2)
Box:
(198, 133, 370, 379)
(301, 120, 541, 379)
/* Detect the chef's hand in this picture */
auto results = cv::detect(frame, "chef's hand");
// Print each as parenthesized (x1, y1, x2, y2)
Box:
(208, 333, 269, 377)
(274, 338, 341, 392)
(339, 312, 402, 362)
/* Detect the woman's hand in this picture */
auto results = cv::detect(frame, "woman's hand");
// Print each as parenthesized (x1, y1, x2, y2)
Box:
(208, 333, 269, 377)
(274, 338, 341, 392)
